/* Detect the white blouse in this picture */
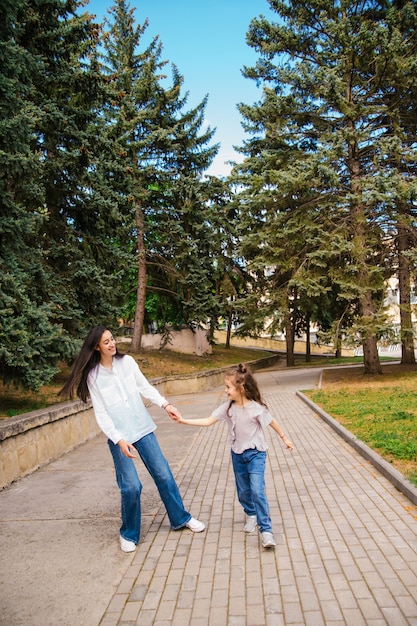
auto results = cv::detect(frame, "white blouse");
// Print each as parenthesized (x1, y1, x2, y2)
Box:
(87, 354, 167, 444)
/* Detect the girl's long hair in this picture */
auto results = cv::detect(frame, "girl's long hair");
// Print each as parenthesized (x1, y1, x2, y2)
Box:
(226, 363, 267, 415)
(58, 326, 123, 403)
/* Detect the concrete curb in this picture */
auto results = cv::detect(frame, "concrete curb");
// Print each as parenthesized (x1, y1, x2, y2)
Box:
(297, 389, 417, 507)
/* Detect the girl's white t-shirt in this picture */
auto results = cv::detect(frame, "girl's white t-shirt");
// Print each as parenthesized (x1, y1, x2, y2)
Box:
(87, 354, 168, 444)
(212, 400, 272, 454)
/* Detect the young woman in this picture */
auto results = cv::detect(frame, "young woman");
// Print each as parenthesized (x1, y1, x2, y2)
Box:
(175, 363, 293, 548)
(59, 325, 205, 552)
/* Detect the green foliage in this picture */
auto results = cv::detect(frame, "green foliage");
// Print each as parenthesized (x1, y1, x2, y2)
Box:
(231, 0, 417, 372)
(4, 0, 417, 388)
(0, 0, 128, 388)
(100, 0, 221, 344)
(0, 0, 225, 387)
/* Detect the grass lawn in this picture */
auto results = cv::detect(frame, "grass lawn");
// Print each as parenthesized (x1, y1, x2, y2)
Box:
(305, 363, 417, 486)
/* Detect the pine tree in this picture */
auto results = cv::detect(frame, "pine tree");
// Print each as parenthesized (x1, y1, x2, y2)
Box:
(0, 0, 73, 389)
(147, 95, 219, 332)
(0, 0, 124, 389)
(235, 0, 417, 373)
(100, 0, 178, 351)
(101, 0, 218, 351)
(373, 1, 417, 364)
(24, 0, 123, 336)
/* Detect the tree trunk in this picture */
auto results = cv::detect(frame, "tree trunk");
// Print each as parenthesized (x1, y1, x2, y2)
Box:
(397, 221, 416, 364)
(130, 202, 146, 354)
(285, 314, 295, 367)
(360, 291, 382, 375)
(345, 65, 381, 376)
(208, 316, 216, 345)
(225, 307, 233, 349)
(305, 312, 311, 362)
(362, 334, 381, 374)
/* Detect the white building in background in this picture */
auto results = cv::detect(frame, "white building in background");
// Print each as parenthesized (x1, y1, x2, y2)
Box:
(384, 276, 417, 338)
(258, 277, 417, 357)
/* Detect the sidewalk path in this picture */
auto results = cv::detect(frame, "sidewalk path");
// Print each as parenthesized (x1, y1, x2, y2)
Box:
(2, 366, 417, 625)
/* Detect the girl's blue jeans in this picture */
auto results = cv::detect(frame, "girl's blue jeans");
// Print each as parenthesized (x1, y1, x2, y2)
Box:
(108, 432, 191, 544)
(231, 448, 272, 533)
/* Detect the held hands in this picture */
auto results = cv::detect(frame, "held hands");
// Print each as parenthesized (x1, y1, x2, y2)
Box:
(164, 403, 182, 422)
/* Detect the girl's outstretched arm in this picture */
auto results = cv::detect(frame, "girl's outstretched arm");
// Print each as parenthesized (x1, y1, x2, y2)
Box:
(269, 418, 294, 450)
(177, 415, 217, 426)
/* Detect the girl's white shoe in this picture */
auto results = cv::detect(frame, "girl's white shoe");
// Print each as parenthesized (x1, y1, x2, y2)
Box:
(260, 532, 276, 548)
(244, 515, 257, 532)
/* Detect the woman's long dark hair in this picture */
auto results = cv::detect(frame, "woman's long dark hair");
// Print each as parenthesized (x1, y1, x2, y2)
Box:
(58, 326, 123, 403)
(225, 363, 267, 415)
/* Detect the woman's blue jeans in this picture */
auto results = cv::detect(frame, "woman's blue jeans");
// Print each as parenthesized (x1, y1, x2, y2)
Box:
(231, 448, 272, 533)
(108, 432, 191, 544)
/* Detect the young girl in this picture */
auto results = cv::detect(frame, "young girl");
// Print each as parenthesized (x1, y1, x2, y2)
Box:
(59, 326, 205, 552)
(175, 363, 293, 548)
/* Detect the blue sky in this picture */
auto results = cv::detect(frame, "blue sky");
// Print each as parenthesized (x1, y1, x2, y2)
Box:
(83, 0, 274, 177)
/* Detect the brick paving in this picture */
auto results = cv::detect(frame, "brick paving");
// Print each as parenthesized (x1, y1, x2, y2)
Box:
(98, 367, 417, 626)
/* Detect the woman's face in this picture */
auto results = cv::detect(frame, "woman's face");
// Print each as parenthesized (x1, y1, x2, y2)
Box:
(96, 329, 117, 359)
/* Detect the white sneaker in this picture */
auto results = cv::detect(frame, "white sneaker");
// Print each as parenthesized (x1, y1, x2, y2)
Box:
(244, 515, 257, 533)
(185, 517, 205, 532)
(119, 536, 137, 552)
(260, 531, 276, 548)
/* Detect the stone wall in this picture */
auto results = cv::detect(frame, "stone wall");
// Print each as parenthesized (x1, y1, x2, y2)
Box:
(0, 353, 281, 490)
(0, 400, 100, 490)
(140, 327, 212, 356)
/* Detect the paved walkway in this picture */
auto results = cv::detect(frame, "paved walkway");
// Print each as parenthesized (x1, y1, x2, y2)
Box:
(2, 366, 417, 625)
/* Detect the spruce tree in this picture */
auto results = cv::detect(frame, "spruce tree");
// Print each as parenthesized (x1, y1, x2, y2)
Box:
(235, 0, 417, 373)
(101, 0, 218, 351)
(100, 0, 179, 351)
(148, 95, 219, 332)
(373, 1, 417, 364)
(24, 0, 122, 337)
(0, 0, 124, 389)
(0, 0, 73, 388)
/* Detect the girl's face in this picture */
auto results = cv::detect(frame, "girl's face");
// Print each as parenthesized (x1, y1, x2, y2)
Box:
(96, 330, 117, 359)
(225, 378, 243, 403)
